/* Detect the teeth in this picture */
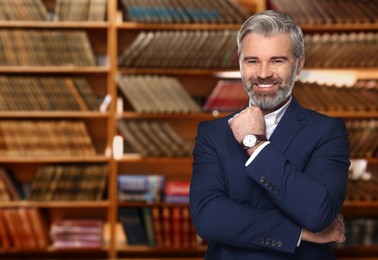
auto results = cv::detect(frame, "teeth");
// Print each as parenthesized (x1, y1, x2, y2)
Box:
(258, 84, 274, 88)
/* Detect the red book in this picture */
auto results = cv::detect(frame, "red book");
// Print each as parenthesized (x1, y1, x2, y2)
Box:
(164, 181, 190, 196)
(151, 207, 164, 247)
(171, 207, 182, 248)
(26, 208, 50, 249)
(0, 209, 11, 251)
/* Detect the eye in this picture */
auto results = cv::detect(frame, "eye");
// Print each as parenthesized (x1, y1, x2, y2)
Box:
(244, 58, 259, 65)
(272, 59, 284, 64)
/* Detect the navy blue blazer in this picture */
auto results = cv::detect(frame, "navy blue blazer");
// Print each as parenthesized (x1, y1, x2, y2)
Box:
(190, 96, 350, 260)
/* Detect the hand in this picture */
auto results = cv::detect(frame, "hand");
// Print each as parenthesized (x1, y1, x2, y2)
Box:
(301, 214, 346, 244)
(228, 107, 266, 143)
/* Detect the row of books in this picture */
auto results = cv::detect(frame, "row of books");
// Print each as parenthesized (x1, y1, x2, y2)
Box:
(269, 0, 378, 25)
(0, 168, 26, 201)
(304, 33, 377, 68)
(335, 217, 378, 248)
(0, 120, 96, 156)
(55, 0, 107, 22)
(116, 74, 201, 114)
(120, 0, 248, 24)
(118, 206, 200, 248)
(117, 120, 193, 157)
(50, 219, 104, 249)
(29, 164, 108, 201)
(0, 30, 96, 66)
(0, 76, 100, 111)
(118, 174, 190, 203)
(0, 207, 50, 251)
(347, 120, 378, 159)
(119, 30, 377, 69)
(0, 0, 48, 21)
(118, 30, 239, 69)
(293, 80, 378, 113)
(0, 0, 107, 21)
(203, 79, 378, 113)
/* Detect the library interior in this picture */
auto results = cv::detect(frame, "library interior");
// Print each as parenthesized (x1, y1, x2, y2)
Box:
(0, 0, 377, 259)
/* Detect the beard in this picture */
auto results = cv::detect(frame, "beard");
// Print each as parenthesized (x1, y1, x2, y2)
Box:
(243, 66, 298, 110)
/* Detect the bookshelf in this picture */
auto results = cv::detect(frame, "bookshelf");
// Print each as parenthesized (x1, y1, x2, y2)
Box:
(0, 0, 377, 259)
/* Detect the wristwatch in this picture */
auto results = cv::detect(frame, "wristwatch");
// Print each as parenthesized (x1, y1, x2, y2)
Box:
(240, 134, 267, 150)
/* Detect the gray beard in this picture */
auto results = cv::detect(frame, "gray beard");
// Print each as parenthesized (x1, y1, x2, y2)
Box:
(246, 68, 298, 110)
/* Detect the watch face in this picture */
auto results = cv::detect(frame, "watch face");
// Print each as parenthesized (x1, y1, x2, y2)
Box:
(243, 134, 257, 148)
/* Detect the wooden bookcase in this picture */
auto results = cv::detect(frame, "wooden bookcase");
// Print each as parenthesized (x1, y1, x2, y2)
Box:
(0, 0, 377, 259)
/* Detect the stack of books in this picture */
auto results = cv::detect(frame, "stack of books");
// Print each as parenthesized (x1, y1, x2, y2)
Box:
(118, 30, 239, 69)
(0, 0, 107, 22)
(117, 120, 193, 157)
(0, 120, 97, 157)
(0, 207, 50, 251)
(0, 30, 96, 66)
(55, 0, 107, 21)
(0, 76, 100, 111)
(304, 33, 377, 68)
(120, 0, 248, 24)
(0, 0, 48, 21)
(50, 219, 104, 249)
(118, 206, 200, 248)
(117, 74, 201, 114)
(203, 79, 248, 112)
(118, 174, 165, 203)
(28, 164, 108, 201)
(164, 181, 190, 204)
(269, 0, 377, 25)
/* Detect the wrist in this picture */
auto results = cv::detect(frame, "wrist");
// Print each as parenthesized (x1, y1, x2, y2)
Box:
(245, 140, 268, 156)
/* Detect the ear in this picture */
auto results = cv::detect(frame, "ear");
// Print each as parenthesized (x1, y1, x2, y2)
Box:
(296, 55, 305, 75)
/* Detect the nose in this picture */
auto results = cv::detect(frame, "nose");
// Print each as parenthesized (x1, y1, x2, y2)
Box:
(257, 62, 273, 78)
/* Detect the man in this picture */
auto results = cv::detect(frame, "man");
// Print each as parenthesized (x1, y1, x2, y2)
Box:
(189, 10, 350, 259)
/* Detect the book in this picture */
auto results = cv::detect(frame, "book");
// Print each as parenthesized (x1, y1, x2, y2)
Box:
(88, 0, 107, 21)
(117, 174, 165, 203)
(164, 181, 190, 204)
(51, 219, 103, 249)
(0, 209, 11, 251)
(0, 168, 24, 200)
(118, 207, 148, 245)
(26, 207, 50, 249)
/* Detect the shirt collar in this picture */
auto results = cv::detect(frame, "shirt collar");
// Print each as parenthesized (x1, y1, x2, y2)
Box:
(264, 96, 292, 125)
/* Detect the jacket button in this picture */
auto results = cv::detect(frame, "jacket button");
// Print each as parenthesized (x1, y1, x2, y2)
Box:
(259, 176, 266, 183)
(277, 241, 283, 247)
(274, 187, 279, 194)
(259, 237, 265, 244)
(271, 240, 277, 247)
(265, 238, 271, 245)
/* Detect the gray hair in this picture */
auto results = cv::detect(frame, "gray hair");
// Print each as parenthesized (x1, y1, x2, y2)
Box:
(237, 10, 304, 59)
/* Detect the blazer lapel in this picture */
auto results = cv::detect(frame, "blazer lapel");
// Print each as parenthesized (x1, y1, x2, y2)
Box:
(269, 97, 307, 153)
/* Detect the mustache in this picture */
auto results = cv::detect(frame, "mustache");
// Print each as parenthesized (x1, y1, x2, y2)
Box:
(251, 77, 281, 85)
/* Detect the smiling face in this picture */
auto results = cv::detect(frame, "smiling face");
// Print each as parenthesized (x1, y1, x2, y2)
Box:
(239, 33, 304, 111)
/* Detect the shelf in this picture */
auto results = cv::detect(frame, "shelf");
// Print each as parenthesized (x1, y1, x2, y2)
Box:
(0, 66, 110, 73)
(0, 155, 110, 163)
(0, 21, 110, 28)
(0, 111, 110, 118)
(300, 23, 378, 32)
(0, 200, 110, 208)
(117, 22, 241, 30)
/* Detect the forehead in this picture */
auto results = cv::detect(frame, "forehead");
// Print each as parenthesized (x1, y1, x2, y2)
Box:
(240, 33, 293, 58)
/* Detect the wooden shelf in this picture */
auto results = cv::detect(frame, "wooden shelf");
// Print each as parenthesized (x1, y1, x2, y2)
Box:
(0, 66, 109, 73)
(0, 21, 110, 28)
(0, 201, 110, 208)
